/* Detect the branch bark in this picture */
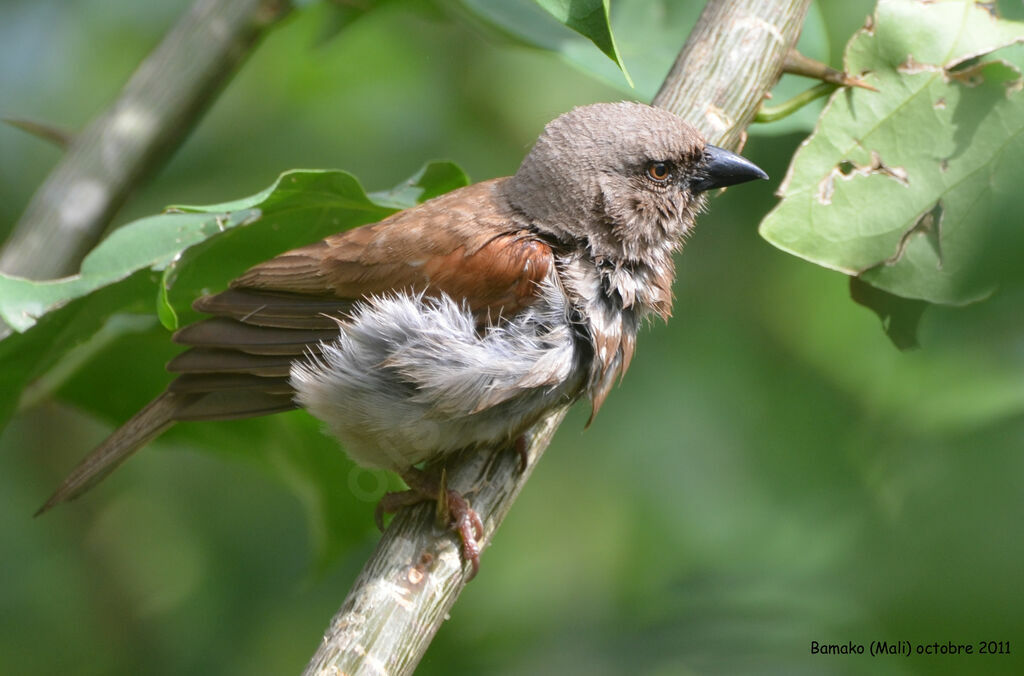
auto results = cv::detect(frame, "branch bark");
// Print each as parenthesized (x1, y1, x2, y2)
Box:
(0, 0, 292, 281)
(304, 1, 812, 674)
(305, 408, 569, 676)
(653, 0, 812, 149)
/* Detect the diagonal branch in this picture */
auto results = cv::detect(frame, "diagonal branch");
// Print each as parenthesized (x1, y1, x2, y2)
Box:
(305, 408, 569, 675)
(653, 0, 812, 149)
(303, 1, 812, 674)
(0, 0, 292, 282)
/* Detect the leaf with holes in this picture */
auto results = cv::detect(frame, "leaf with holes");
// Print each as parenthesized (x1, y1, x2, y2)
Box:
(760, 0, 1024, 307)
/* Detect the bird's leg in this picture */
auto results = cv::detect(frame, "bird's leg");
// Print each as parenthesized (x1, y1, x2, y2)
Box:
(374, 489, 423, 531)
(374, 466, 484, 579)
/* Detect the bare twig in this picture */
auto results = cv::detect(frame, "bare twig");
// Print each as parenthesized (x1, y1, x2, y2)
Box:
(0, 0, 292, 281)
(783, 49, 877, 91)
(304, 1, 812, 674)
(3, 117, 74, 149)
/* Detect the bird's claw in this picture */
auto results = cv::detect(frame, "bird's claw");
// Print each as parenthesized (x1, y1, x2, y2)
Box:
(376, 468, 484, 579)
(443, 488, 483, 580)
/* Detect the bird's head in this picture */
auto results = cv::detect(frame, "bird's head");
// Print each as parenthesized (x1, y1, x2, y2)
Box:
(505, 101, 767, 263)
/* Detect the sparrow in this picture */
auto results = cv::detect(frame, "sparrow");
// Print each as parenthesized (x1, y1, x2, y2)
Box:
(38, 101, 767, 575)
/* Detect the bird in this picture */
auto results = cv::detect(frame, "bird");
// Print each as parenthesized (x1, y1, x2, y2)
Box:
(37, 101, 767, 575)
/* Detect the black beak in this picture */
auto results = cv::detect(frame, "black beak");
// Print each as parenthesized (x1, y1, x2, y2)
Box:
(690, 144, 768, 193)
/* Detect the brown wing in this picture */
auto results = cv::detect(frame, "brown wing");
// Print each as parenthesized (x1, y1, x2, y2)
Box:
(37, 178, 553, 514)
(166, 177, 555, 421)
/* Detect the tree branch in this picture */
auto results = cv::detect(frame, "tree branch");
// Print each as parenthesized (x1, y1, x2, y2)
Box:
(303, 1, 812, 674)
(0, 0, 292, 281)
(653, 0, 812, 149)
(304, 408, 569, 676)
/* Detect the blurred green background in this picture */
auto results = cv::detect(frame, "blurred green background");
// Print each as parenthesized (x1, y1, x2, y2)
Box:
(2, 1, 1022, 674)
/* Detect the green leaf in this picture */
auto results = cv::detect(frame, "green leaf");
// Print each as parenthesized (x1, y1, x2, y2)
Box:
(458, 0, 700, 99)
(759, 0, 1024, 306)
(458, 0, 854, 135)
(161, 162, 468, 326)
(0, 162, 467, 428)
(367, 160, 471, 209)
(158, 170, 395, 327)
(0, 270, 158, 427)
(533, 0, 633, 86)
(0, 210, 256, 333)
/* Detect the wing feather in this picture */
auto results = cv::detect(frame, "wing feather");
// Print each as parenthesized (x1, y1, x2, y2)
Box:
(169, 177, 555, 418)
(41, 175, 557, 514)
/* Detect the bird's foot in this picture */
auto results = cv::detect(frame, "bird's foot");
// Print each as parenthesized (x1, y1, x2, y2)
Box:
(438, 483, 484, 580)
(375, 467, 484, 579)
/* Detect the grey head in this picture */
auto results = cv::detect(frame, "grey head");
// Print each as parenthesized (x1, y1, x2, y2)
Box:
(502, 101, 767, 263)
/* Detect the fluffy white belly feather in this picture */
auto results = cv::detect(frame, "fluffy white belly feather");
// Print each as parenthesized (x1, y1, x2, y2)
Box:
(290, 279, 584, 470)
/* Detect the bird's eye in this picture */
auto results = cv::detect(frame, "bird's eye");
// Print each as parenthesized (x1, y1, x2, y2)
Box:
(646, 161, 671, 182)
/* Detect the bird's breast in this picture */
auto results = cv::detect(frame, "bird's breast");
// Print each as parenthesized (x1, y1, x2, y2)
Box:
(554, 254, 642, 419)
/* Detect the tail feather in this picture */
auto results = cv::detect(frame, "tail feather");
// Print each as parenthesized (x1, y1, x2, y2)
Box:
(35, 392, 189, 516)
